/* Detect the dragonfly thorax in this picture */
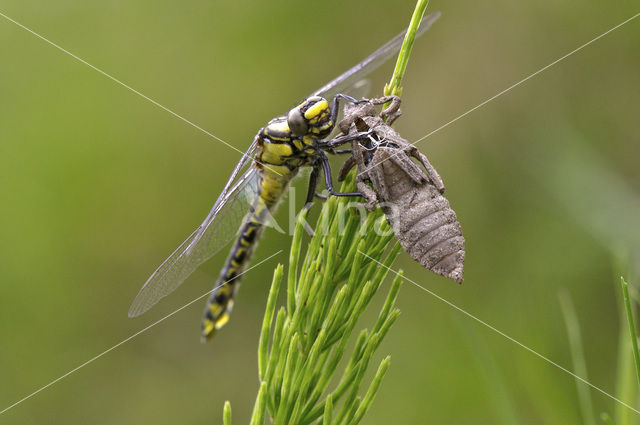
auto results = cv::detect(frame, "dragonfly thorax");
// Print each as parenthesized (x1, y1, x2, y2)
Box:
(258, 117, 317, 171)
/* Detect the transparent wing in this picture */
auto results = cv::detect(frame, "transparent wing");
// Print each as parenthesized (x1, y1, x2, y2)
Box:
(342, 79, 372, 100)
(128, 141, 262, 317)
(312, 11, 441, 101)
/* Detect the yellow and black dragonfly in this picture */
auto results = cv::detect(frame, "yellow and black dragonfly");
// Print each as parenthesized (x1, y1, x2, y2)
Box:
(128, 12, 440, 340)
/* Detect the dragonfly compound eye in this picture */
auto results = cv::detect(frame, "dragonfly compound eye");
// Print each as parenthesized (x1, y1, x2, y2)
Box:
(287, 108, 309, 137)
(301, 96, 332, 136)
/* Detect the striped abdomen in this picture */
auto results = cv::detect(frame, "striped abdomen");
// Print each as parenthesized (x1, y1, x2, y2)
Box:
(200, 174, 288, 340)
(200, 198, 265, 339)
(201, 121, 312, 340)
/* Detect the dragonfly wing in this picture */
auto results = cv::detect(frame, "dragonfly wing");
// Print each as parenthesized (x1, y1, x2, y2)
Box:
(197, 135, 260, 234)
(344, 78, 372, 100)
(128, 228, 200, 317)
(128, 142, 262, 317)
(184, 167, 261, 267)
(312, 11, 441, 101)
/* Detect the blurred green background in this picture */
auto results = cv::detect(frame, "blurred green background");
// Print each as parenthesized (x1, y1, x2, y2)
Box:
(1, 0, 639, 423)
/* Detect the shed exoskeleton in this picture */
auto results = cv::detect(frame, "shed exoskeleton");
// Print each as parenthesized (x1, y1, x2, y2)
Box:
(327, 96, 465, 283)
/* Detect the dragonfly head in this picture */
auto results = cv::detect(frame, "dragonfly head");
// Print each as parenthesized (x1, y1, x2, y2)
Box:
(287, 96, 334, 138)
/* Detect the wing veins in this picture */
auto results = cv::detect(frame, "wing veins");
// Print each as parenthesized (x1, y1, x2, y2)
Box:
(312, 12, 441, 100)
(128, 144, 261, 317)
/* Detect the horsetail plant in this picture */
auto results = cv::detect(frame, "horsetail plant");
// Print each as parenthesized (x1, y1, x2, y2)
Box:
(222, 172, 403, 425)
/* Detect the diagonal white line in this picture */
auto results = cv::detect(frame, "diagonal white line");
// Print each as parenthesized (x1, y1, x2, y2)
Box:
(0, 250, 282, 416)
(359, 250, 640, 416)
(357, 11, 640, 178)
(411, 11, 640, 146)
(0, 11, 234, 148)
(0, 10, 276, 172)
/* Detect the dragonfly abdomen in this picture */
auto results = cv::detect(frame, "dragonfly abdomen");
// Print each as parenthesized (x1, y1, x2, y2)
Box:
(201, 213, 264, 339)
(201, 116, 317, 340)
(200, 167, 294, 340)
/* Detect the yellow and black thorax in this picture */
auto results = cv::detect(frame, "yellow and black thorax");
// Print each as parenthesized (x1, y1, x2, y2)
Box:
(254, 95, 336, 203)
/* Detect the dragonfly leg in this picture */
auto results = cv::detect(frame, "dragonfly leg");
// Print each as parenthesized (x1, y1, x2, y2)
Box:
(304, 166, 321, 209)
(320, 131, 373, 150)
(318, 151, 363, 198)
(303, 166, 330, 204)
(297, 167, 322, 236)
(329, 93, 366, 126)
(339, 154, 377, 211)
(346, 140, 378, 210)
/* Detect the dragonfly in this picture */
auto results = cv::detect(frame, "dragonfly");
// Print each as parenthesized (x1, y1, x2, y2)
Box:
(128, 12, 441, 340)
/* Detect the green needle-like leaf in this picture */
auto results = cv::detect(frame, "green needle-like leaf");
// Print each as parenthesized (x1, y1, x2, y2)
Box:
(621, 278, 640, 387)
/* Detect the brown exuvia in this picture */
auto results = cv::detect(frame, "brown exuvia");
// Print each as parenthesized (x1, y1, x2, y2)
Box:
(329, 96, 465, 283)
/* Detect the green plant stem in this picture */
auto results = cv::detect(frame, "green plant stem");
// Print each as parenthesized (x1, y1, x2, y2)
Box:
(259, 265, 284, 380)
(558, 290, 596, 425)
(621, 277, 640, 387)
(611, 252, 635, 425)
(223, 401, 232, 425)
(250, 382, 268, 425)
(384, 0, 429, 98)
